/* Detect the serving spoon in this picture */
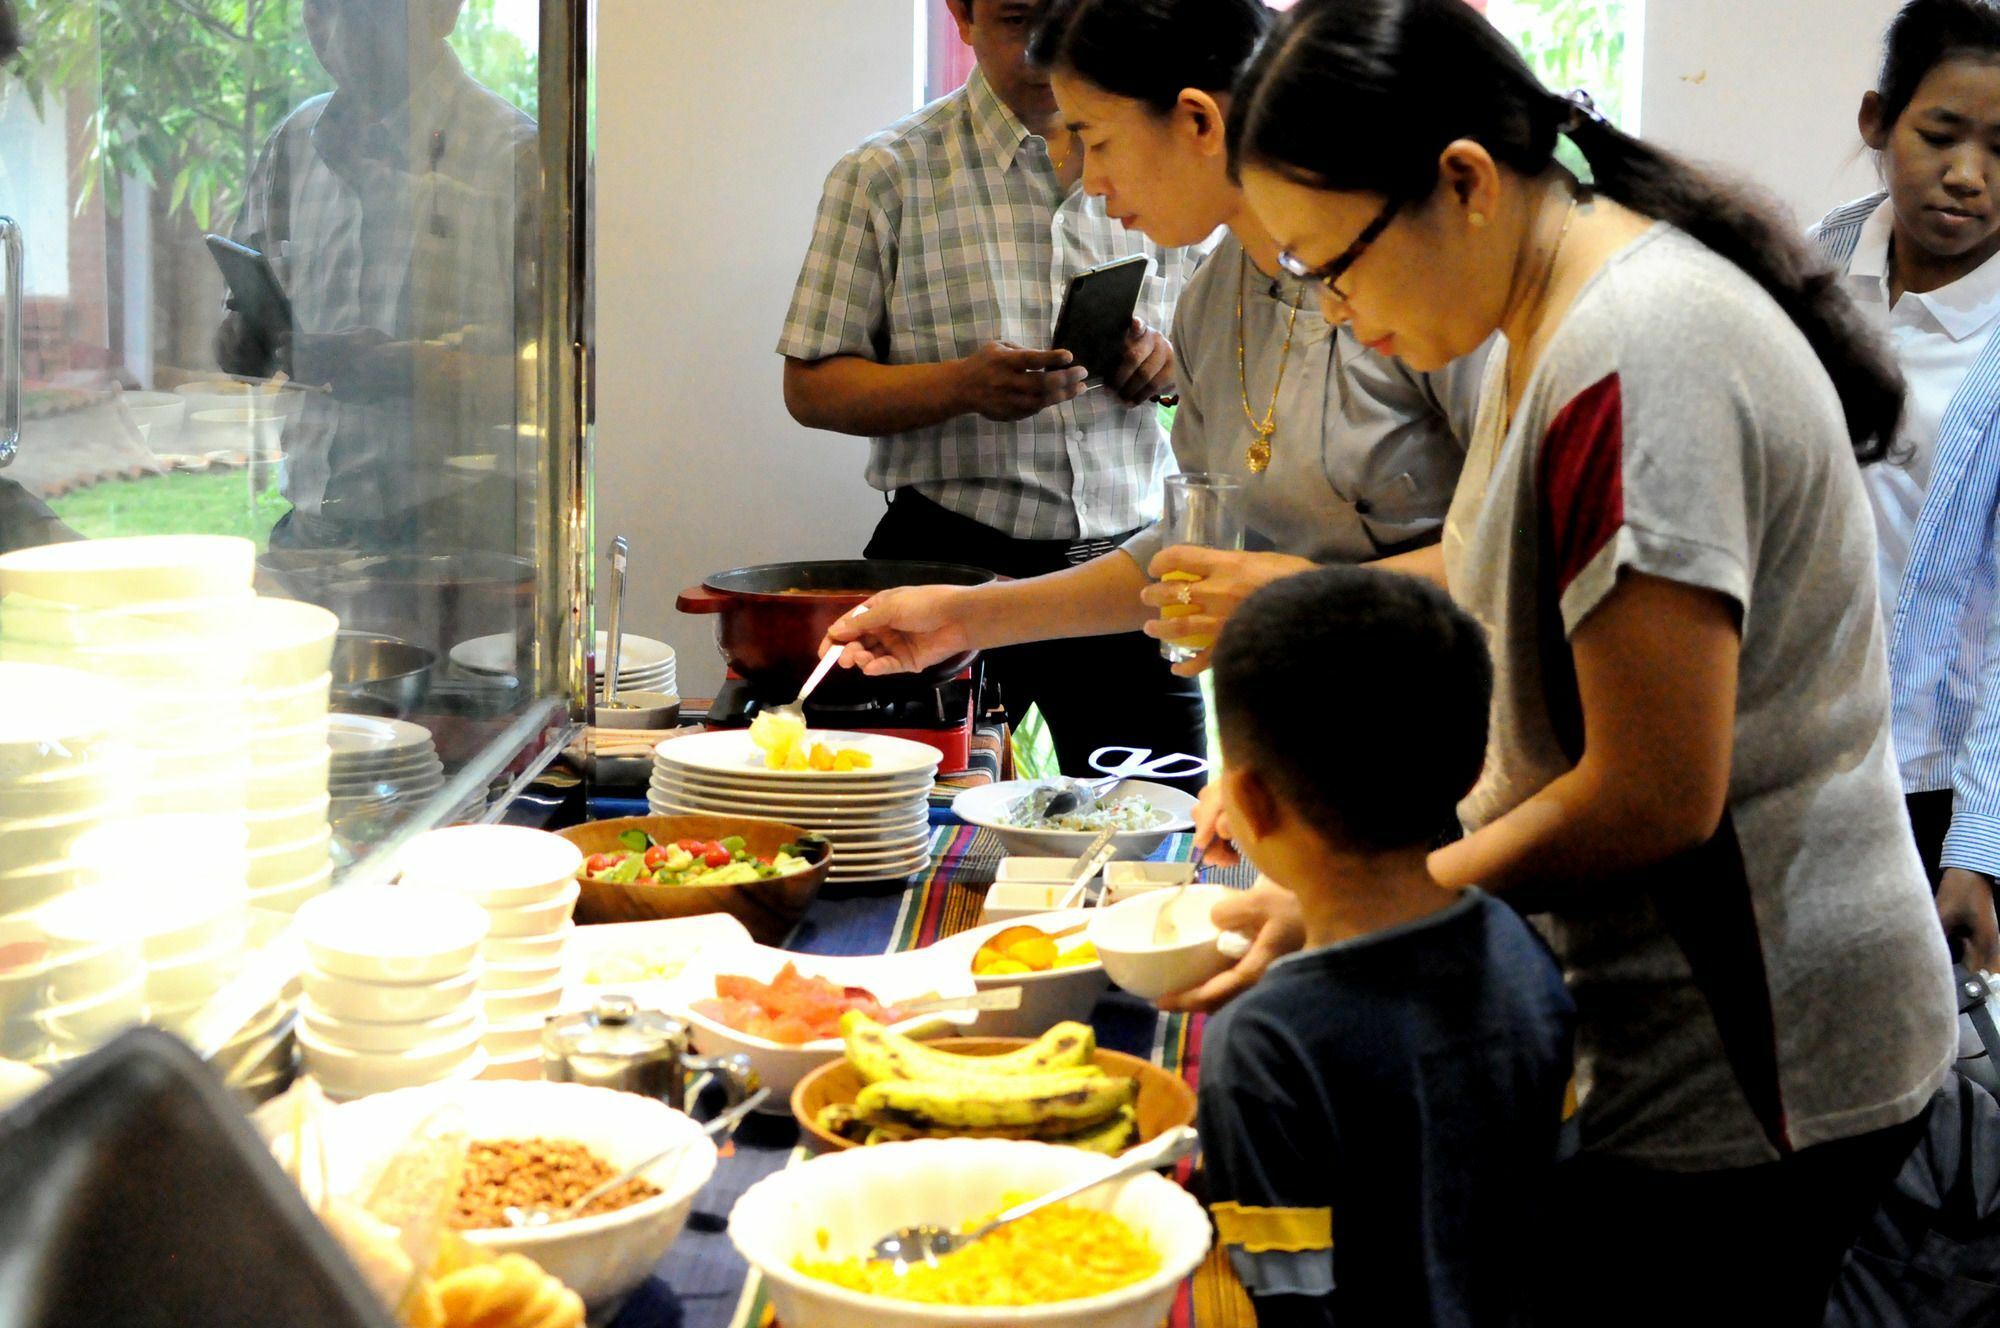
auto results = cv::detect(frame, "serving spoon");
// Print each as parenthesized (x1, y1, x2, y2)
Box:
(764, 632, 852, 729)
(867, 1125, 1199, 1270)
(502, 1087, 770, 1228)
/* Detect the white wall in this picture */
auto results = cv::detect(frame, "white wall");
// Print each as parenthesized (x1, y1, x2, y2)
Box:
(1641, 0, 1900, 226)
(594, 0, 920, 697)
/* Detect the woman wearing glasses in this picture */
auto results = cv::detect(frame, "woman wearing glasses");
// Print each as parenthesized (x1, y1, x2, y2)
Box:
(824, 0, 1484, 681)
(1182, 0, 1959, 1317)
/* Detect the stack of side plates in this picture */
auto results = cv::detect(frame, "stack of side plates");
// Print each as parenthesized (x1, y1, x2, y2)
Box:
(449, 630, 676, 698)
(329, 715, 443, 817)
(646, 729, 938, 884)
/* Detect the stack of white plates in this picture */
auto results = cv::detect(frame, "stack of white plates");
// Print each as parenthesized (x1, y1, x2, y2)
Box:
(396, 825, 581, 1080)
(449, 630, 677, 698)
(329, 714, 443, 817)
(646, 730, 938, 884)
(296, 887, 490, 1099)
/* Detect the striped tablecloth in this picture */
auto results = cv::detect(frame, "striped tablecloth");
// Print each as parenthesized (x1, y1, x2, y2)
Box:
(604, 816, 1257, 1328)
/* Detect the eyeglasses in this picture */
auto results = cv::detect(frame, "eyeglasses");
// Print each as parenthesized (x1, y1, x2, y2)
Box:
(1277, 197, 1402, 303)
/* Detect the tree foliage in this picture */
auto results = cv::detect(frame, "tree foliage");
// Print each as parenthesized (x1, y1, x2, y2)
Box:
(10, 0, 535, 232)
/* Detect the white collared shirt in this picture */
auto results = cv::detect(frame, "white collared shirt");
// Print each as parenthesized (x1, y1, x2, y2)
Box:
(1848, 199, 2000, 633)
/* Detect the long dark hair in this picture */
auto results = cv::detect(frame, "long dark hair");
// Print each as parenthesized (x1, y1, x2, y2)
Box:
(1028, 0, 1273, 110)
(1232, 0, 1903, 465)
(1877, 0, 2000, 127)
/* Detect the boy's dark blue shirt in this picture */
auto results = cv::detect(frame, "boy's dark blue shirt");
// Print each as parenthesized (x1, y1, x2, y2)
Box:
(1198, 888, 1575, 1328)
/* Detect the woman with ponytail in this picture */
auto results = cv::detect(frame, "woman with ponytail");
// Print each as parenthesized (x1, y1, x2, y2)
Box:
(1812, 0, 2000, 978)
(1180, 0, 1960, 1316)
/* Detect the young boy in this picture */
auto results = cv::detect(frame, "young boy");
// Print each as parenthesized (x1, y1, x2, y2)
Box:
(1199, 566, 1575, 1327)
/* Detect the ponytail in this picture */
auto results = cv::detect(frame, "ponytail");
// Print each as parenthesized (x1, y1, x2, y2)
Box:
(1560, 110, 1903, 464)
(1233, 0, 1903, 465)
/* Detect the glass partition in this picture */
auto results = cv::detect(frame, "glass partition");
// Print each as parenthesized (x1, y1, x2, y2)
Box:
(0, 0, 590, 1072)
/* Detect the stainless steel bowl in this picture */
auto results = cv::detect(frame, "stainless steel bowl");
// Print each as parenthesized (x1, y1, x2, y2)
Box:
(329, 631, 434, 718)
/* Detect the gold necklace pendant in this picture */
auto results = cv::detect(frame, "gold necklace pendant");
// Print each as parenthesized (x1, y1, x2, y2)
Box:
(1246, 429, 1273, 475)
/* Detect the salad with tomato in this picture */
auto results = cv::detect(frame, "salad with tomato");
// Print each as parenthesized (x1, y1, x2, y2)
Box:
(577, 830, 823, 888)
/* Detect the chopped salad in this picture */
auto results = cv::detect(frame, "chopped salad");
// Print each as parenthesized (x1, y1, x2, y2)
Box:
(577, 829, 823, 888)
(1007, 793, 1170, 833)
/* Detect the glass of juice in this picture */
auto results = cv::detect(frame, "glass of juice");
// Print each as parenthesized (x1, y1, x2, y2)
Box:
(1158, 472, 1245, 663)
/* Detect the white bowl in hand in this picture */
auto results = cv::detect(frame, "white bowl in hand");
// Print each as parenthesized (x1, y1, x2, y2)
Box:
(730, 1136, 1212, 1328)
(1086, 884, 1237, 1002)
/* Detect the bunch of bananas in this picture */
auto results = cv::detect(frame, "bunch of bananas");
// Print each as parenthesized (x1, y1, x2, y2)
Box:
(816, 1012, 1139, 1154)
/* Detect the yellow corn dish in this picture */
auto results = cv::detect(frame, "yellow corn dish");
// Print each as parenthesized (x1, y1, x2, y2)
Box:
(794, 1201, 1159, 1306)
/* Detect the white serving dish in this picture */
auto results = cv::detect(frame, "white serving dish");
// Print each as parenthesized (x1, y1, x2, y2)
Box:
(1087, 885, 1235, 1002)
(979, 881, 1080, 924)
(0, 535, 255, 609)
(479, 880, 580, 939)
(562, 913, 753, 997)
(659, 940, 976, 1107)
(248, 748, 331, 807)
(252, 720, 332, 763)
(1101, 860, 1199, 906)
(300, 963, 482, 1024)
(317, 1080, 717, 1308)
(730, 1138, 1212, 1328)
(299, 1020, 484, 1096)
(951, 780, 1196, 861)
(481, 922, 571, 965)
(654, 729, 940, 783)
(933, 909, 1111, 1038)
(298, 886, 488, 983)
(301, 1000, 481, 1055)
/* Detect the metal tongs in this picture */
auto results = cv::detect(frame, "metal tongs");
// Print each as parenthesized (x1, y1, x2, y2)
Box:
(603, 535, 629, 709)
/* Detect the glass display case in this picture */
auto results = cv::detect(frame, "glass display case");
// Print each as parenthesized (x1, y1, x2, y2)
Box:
(0, 0, 593, 1072)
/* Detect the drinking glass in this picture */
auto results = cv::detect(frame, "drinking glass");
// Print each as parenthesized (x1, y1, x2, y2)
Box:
(1158, 473, 1245, 663)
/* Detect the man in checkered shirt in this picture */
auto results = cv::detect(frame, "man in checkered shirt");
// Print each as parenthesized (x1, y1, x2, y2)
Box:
(780, 0, 1208, 778)
(217, 0, 536, 553)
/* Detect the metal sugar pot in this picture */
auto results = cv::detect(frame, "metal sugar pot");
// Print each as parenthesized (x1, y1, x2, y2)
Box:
(541, 994, 759, 1114)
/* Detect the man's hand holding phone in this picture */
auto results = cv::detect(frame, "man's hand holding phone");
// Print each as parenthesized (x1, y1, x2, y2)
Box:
(954, 341, 1089, 422)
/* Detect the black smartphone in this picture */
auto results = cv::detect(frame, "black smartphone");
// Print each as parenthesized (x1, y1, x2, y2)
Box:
(204, 234, 295, 358)
(1051, 253, 1150, 383)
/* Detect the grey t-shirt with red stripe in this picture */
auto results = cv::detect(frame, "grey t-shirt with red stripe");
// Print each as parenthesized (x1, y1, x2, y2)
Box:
(1444, 222, 1957, 1171)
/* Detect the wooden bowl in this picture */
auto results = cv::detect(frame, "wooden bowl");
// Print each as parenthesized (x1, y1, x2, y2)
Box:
(557, 814, 831, 946)
(790, 1036, 1197, 1154)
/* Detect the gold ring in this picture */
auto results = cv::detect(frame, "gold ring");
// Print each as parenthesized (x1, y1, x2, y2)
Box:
(1176, 580, 1195, 607)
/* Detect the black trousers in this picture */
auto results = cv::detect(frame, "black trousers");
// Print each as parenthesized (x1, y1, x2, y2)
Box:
(1546, 1113, 1926, 1326)
(864, 488, 1207, 792)
(1908, 788, 1956, 891)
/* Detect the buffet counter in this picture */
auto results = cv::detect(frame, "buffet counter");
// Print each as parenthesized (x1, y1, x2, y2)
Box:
(592, 805, 1258, 1328)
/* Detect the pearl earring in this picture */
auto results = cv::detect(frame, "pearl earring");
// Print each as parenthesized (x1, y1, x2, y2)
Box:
(1469, 211, 1488, 229)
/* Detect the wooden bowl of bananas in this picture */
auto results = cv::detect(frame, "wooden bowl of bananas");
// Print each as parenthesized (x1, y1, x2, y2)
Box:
(791, 1012, 1196, 1155)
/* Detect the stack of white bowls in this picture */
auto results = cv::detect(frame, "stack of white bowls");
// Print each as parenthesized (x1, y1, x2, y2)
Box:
(245, 599, 339, 913)
(648, 730, 939, 884)
(0, 662, 131, 922)
(0, 910, 145, 1069)
(0, 536, 259, 819)
(395, 825, 582, 1080)
(296, 886, 490, 1099)
(32, 815, 249, 1047)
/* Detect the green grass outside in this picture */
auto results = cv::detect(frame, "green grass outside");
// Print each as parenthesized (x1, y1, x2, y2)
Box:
(48, 469, 289, 548)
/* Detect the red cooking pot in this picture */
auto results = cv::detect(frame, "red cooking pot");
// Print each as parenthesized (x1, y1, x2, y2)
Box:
(676, 560, 998, 700)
